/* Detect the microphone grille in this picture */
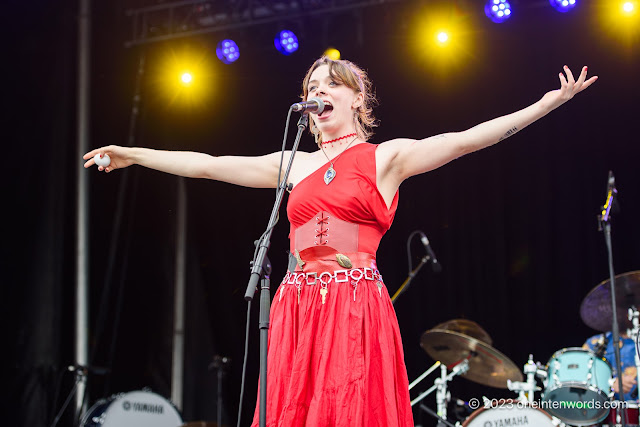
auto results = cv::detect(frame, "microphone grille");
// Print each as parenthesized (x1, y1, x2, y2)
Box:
(309, 97, 325, 114)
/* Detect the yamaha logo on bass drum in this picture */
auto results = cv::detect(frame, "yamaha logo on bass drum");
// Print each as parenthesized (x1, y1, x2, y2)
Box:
(122, 399, 165, 414)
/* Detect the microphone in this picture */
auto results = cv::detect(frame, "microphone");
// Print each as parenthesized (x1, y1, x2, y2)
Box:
(608, 170, 615, 193)
(608, 170, 620, 212)
(594, 334, 609, 359)
(420, 232, 442, 272)
(291, 97, 325, 114)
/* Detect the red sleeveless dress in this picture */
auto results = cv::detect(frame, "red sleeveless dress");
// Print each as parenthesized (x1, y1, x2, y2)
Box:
(251, 143, 414, 426)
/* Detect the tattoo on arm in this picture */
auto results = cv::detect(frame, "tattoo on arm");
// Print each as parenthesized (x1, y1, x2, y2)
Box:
(498, 126, 518, 142)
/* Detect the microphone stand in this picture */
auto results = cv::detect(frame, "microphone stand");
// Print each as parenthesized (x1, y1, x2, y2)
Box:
(243, 112, 308, 427)
(597, 171, 626, 426)
(391, 256, 429, 304)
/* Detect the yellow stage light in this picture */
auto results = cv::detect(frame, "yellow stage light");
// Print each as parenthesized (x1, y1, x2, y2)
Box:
(593, 0, 640, 49)
(180, 72, 193, 85)
(151, 44, 216, 109)
(622, 1, 636, 13)
(409, 3, 480, 75)
(323, 47, 341, 60)
(436, 31, 450, 44)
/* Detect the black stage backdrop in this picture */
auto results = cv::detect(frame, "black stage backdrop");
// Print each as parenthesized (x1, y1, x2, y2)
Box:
(6, 0, 640, 426)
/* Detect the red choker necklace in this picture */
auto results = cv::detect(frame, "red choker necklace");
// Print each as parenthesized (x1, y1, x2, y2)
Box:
(321, 133, 357, 145)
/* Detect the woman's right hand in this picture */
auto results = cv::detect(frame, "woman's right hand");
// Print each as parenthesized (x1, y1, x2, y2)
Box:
(83, 145, 134, 173)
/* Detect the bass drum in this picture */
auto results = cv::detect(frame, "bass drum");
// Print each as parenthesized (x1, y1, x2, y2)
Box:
(81, 390, 183, 427)
(463, 402, 555, 426)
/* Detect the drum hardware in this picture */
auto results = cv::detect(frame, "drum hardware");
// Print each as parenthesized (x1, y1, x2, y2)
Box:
(411, 359, 470, 408)
(416, 320, 523, 426)
(420, 327, 523, 388)
(507, 354, 542, 404)
(49, 367, 88, 427)
(49, 364, 110, 427)
(579, 270, 640, 426)
(408, 359, 464, 427)
(80, 390, 183, 427)
(411, 359, 469, 427)
(542, 347, 613, 426)
(580, 271, 640, 334)
(408, 361, 441, 391)
(603, 401, 640, 426)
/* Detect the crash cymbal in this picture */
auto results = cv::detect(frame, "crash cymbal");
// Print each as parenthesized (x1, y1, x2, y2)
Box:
(580, 271, 640, 332)
(420, 329, 523, 389)
(431, 319, 493, 346)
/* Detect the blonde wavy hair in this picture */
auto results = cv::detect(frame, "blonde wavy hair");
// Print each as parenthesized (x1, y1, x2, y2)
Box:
(300, 56, 378, 146)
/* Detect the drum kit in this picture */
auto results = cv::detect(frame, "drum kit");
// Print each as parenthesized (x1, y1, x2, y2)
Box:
(412, 271, 640, 427)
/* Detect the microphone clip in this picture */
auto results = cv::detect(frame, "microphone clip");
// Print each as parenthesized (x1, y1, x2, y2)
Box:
(598, 170, 619, 229)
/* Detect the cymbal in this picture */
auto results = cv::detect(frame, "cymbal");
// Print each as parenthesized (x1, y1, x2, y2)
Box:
(580, 271, 640, 332)
(431, 319, 493, 346)
(420, 329, 523, 389)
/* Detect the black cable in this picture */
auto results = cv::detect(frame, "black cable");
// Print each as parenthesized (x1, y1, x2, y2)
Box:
(236, 301, 252, 427)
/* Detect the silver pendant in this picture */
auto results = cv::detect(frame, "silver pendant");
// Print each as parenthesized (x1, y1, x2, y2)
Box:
(324, 165, 336, 185)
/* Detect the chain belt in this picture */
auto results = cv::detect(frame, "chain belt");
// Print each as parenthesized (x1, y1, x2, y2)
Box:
(280, 267, 384, 304)
(282, 267, 382, 286)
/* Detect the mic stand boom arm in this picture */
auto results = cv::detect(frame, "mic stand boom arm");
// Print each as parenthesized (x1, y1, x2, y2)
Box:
(243, 112, 308, 427)
(391, 256, 429, 304)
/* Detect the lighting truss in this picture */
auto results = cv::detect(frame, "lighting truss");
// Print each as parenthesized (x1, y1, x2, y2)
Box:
(125, 0, 402, 47)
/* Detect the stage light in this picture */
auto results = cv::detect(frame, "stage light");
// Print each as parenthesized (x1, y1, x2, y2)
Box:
(410, 4, 479, 74)
(180, 72, 193, 86)
(485, 0, 513, 23)
(550, 0, 577, 12)
(216, 39, 240, 64)
(274, 30, 299, 55)
(154, 45, 215, 108)
(323, 47, 341, 60)
(436, 31, 450, 44)
(622, 1, 636, 14)
(595, 0, 640, 46)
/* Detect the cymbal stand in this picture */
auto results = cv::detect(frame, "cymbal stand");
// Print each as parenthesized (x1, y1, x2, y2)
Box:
(507, 355, 541, 403)
(50, 368, 86, 427)
(411, 359, 470, 408)
(629, 306, 640, 401)
(408, 361, 441, 390)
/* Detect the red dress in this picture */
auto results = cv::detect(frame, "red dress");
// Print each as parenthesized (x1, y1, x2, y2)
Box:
(251, 143, 414, 426)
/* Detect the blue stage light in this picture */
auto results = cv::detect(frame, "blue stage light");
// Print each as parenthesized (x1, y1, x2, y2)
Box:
(216, 39, 240, 64)
(550, 0, 577, 13)
(274, 30, 299, 55)
(485, 0, 513, 23)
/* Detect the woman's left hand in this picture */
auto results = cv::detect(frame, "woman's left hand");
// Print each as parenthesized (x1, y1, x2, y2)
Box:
(540, 65, 598, 112)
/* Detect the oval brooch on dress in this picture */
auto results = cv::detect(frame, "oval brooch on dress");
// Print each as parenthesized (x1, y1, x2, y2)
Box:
(335, 253, 352, 269)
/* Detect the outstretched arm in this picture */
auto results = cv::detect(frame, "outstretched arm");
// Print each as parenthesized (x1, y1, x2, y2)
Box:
(83, 145, 286, 189)
(379, 65, 598, 185)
